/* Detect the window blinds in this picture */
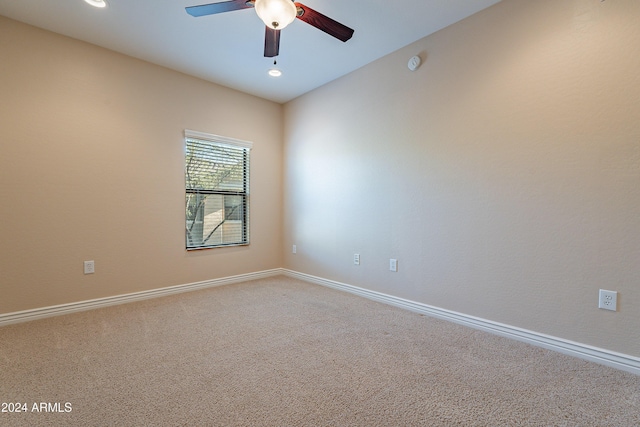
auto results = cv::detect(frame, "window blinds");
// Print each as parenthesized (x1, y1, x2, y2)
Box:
(185, 130, 251, 249)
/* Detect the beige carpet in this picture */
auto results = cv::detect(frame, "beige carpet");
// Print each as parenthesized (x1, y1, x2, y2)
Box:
(1, 276, 638, 426)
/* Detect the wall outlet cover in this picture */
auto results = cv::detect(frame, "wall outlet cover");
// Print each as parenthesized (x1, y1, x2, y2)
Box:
(598, 289, 617, 311)
(84, 260, 95, 275)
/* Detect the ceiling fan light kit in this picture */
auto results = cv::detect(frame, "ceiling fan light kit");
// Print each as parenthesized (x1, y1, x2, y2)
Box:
(255, 0, 296, 30)
(84, 0, 107, 8)
(186, 0, 354, 58)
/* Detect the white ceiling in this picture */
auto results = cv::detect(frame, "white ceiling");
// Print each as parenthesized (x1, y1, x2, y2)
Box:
(0, 0, 501, 103)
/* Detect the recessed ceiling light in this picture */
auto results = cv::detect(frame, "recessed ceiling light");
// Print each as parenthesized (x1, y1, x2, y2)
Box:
(84, 0, 107, 8)
(268, 69, 282, 77)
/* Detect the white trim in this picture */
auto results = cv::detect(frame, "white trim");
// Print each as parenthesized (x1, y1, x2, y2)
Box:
(282, 269, 640, 376)
(3, 267, 638, 376)
(0, 269, 283, 327)
(184, 129, 253, 150)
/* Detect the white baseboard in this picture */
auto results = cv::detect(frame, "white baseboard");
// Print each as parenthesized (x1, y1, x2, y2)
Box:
(283, 269, 640, 376)
(0, 269, 283, 327)
(3, 267, 638, 375)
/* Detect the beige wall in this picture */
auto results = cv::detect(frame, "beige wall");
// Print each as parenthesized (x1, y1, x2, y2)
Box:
(0, 16, 283, 313)
(283, 0, 640, 357)
(2, 0, 639, 359)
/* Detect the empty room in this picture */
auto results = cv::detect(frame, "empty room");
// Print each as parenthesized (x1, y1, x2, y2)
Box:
(1, 0, 639, 425)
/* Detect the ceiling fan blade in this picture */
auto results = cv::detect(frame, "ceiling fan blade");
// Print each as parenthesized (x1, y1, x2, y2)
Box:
(264, 27, 281, 58)
(294, 3, 354, 42)
(186, 0, 254, 17)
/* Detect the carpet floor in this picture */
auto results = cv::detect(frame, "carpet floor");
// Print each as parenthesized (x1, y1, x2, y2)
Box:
(1, 276, 639, 426)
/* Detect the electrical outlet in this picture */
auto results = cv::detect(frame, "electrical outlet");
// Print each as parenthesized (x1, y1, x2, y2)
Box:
(598, 289, 617, 311)
(354, 253, 360, 265)
(389, 259, 398, 272)
(292, 245, 296, 254)
(84, 260, 95, 275)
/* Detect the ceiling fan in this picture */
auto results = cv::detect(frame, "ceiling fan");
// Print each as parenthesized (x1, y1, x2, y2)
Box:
(186, 0, 354, 58)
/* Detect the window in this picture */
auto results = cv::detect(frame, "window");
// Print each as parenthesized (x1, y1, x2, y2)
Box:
(185, 130, 252, 249)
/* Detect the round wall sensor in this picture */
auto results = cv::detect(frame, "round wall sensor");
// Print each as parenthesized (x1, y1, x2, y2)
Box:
(408, 55, 421, 71)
